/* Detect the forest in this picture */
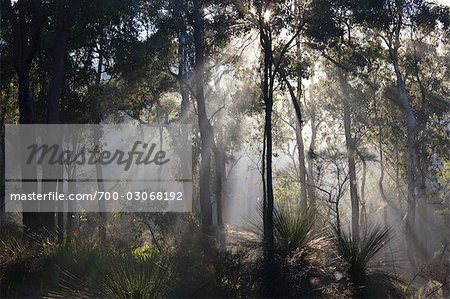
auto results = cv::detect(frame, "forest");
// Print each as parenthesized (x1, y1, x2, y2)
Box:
(0, 0, 449, 298)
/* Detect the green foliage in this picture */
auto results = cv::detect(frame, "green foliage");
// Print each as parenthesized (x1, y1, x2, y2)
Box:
(252, 202, 316, 257)
(332, 225, 405, 298)
(0, 224, 171, 299)
(273, 204, 316, 257)
(273, 174, 300, 203)
(48, 241, 172, 299)
(46, 242, 171, 298)
(0, 224, 58, 298)
(103, 254, 171, 299)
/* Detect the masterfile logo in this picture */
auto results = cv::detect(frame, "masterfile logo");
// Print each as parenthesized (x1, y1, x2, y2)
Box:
(5, 124, 192, 213)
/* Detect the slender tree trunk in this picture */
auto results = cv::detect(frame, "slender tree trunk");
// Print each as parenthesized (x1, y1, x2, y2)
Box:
(193, 0, 213, 234)
(413, 56, 429, 262)
(307, 109, 317, 205)
(213, 125, 226, 229)
(95, 46, 107, 244)
(95, 158, 106, 242)
(260, 34, 275, 259)
(213, 142, 226, 246)
(175, 28, 194, 219)
(47, 31, 68, 123)
(66, 164, 76, 234)
(57, 166, 64, 243)
(260, 28, 276, 297)
(295, 32, 308, 209)
(178, 22, 190, 123)
(264, 105, 274, 256)
(281, 73, 308, 210)
(18, 72, 40, 233)
(9, 0, 42, 232)
(417, 160, 428, 260)
(93, 127, 107, 242)
(338, 69, 360, 243)
(296, 126, 308, 202)
(41, 29, 69, 235)
(377, 110, 390, 260)
(336, 201, 341, 235)
(357, 150, 367, 233)
(391, 50, 418, 268)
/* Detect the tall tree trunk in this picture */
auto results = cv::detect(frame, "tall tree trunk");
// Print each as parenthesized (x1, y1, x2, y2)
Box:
(95, 45, 107, 244)
(377, 109, 390, 261)
(66, 163, 76, 234)
(356, 149, 367, 233)
(94, 128, 107, 243)
(175, 25, 194, 220)
(47, 31, 68, 123)
(178, 21, 190, 123)
(260, 26, 276, 296)
(413, 54, 429, 262)
(213, 98, 228, 238)
(193, 0, 213, 234)
(18, 73, 39, 232)
(294, 92, 308, 210)
(41, 29, 68, 234)
(213, 143, 226, 246)
(338, 69, 360, 243)
(10, 0, 41, 233)
(264, 105, 274, 257)
(56, 165, 64, 243)
(213, 124, 226, 230)
(294, 0, 308, 210)
(283, 75, 308, 209)
(307, 109, 317, 205)
(416, 159, 428, 260)
(391, 50, 418, 268)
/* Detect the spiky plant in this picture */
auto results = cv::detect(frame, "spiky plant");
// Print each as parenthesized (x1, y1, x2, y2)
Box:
(47, 242, 171, 299)
(273, 204, 316, 256)
(103, 252, 171, 299)
(332, 225, 405, 298)
(249, 203, 316, 257)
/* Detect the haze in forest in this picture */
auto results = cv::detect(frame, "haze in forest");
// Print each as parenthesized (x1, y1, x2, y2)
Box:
(0, 0, 449, 298)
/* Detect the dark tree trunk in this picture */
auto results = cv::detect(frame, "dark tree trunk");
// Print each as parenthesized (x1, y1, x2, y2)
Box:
(47, 31, 68, 123)
(41, 28, 69, 235)
(178, 22, 190, 124)
(307, 109, 317, 205)
(94, 134, 107, 243)
(175, 27, 194, 219)
(357, 149, 367, 233)
(18, 74, 39, 233)
(66, 159, 77, 234)
(282, 74, 308, 210)
(295, 31, 308, 210)
(413, 55, 429, 262)
(391, 49, 418, 268)
(57, 178, 64, 242)
(376, 99, 390, 261)
(260, 23, 276, 297)
(193, 0, 213, 234)
(9, 0, 41, 233)
(338, 70, 360, 243)
(95, 46, 107, 244)
(261, 39, 275, 262)
(213, 140, 225, 229)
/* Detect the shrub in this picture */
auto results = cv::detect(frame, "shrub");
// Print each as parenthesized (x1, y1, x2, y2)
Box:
(332, 225, 405, 298)
(273, 204, 316, 257)
(47, 242, 171, 299)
